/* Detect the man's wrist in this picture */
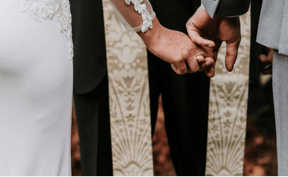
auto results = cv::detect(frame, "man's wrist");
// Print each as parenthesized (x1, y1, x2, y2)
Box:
(188, 6, 213, 26)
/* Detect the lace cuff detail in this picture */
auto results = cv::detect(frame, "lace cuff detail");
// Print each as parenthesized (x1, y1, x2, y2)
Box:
(110, 0, 156, 33)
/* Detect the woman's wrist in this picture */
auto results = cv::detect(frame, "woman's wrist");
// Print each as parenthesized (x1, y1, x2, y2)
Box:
(137, 17, 163, 48)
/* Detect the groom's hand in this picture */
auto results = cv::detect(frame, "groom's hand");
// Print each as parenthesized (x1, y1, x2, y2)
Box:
(139, 18, 214, 75)
(186, 6, 241, 74)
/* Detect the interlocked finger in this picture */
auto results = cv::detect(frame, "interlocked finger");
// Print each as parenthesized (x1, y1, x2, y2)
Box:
(171, 62, 188, 75)
(186, 55, 200, 73)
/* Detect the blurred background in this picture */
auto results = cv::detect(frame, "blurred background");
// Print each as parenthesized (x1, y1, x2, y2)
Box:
(71, 73, 277, 176)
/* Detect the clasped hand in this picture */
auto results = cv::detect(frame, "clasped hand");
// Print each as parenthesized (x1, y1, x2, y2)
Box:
(186, 6, 242, 76)
(139, 18, 216, 77)
(140, 6, 242, 77)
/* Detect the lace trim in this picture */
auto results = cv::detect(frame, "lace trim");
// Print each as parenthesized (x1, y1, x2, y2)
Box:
(22, 0, 73, 61)
(125, 0, 154, 33)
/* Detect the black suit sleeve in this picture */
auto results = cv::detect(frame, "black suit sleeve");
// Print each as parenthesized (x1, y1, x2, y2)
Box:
(215, 0, 251, 17)
(202, 0, 251, 18)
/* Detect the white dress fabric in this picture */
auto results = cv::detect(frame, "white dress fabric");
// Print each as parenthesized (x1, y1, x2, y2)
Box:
(0, 0, 73, 175)
(0, 0, 153, 175)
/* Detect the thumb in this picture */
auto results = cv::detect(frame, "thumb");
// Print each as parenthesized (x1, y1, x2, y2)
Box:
(225, 37, 241, 71)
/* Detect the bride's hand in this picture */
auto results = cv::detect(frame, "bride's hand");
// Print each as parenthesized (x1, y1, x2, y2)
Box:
(138, 18, 215, 75)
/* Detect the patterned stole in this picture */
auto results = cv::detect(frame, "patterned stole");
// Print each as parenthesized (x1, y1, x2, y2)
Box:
(102, 0, 251, 175)
(102, 0, 154, 175)
(205, 10, 251, 176)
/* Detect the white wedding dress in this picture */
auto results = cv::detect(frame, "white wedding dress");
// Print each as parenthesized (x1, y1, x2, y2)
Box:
(0, 0, 73, 175)
(0, 0, 154, 175)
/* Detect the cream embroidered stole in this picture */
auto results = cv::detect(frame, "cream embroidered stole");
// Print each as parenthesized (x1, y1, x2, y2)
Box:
(205, 10, 251, 176)
(102, 0, 251, 175)
(102, 0, 154, 175)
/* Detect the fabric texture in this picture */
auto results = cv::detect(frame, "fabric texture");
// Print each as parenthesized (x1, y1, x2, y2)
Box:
(272, 50, 288, 176)
(205, 11, 251, 176)
(0, 0, 73, 175)
(201, 0, 250, 18)
(256, 0, 288, 55)
(249, 0, 264, 81)
(103, 0, 154, 175)
(70, 1, 114, 175)
(148, 56, 210, 176)
(70, 0, 107, 94)
(201, 0, 219, 18)
(73, 76, 113, 176)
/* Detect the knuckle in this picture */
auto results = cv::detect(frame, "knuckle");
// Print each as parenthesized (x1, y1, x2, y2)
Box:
(187, 69, 193, 74)
(180, 67, 188, 75)
(186, 22, 190, 29)
(182, 49, 189, 58)
(175, 56, 184, 63)
(176, 70, 184, 75)
(190, 66, 199, 73)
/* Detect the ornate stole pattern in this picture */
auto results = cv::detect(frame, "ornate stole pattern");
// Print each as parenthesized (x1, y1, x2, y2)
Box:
(102, 0, 154, 175)
(103, 0, 251, 175)
(205, 10, 251, 176)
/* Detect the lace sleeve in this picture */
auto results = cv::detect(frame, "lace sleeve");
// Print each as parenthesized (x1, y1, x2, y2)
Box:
(109, 0, 156, 33)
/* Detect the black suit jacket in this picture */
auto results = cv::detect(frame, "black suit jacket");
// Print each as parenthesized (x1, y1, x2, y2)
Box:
(215, 0, 251, 17)
(150, 0, 199, 31)
(70, 0, 107, 94)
